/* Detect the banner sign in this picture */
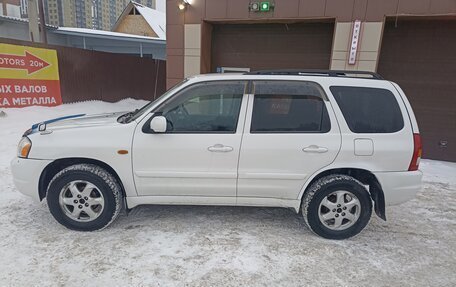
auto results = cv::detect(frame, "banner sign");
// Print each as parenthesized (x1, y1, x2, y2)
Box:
(348, 20, 361, 65)
(0, 43, 62, 108)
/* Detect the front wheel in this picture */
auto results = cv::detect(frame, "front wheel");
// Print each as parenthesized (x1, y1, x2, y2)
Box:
(302, 175, 372, 239)
(46, 164, 123, 231)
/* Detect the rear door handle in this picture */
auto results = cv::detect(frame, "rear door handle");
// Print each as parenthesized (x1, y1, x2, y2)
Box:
(208, 144, 233, 153)
(302, 145, 328, 153)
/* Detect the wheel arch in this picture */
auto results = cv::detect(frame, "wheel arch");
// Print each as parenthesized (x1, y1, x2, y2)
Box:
(39, 157, 126, 201)
(299, 167, 386, 220)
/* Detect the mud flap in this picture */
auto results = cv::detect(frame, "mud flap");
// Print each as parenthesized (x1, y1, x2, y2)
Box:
(370, 180, 386, 221)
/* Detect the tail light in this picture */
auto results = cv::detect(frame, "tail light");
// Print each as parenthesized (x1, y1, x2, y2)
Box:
(408, 133, 422, 171)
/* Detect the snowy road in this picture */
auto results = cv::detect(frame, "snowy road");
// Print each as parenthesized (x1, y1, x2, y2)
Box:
(1, 101, 455, 286)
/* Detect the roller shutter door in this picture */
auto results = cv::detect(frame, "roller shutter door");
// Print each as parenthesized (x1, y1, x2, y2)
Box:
(211, 22, 334, 72)
(378, 19, 456, 161)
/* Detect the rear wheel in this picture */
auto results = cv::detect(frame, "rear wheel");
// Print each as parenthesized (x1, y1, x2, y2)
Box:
(46, 164, 122, 231)
(302, 175, 372, 239)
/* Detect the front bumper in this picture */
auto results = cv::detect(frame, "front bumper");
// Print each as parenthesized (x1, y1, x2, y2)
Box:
(10, 157, 52, 202)
(374, 170, 423, 206)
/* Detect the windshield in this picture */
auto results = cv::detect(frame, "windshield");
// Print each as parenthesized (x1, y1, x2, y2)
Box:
(119, 79, 189, 123)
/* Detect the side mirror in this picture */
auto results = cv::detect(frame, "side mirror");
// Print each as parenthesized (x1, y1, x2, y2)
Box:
(150, 116, 167, 133)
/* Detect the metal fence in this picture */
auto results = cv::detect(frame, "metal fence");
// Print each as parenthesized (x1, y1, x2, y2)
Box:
(0, 37, 166, 103)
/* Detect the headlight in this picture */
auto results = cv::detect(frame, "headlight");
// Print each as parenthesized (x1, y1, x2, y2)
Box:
(17, 137, 32, 158)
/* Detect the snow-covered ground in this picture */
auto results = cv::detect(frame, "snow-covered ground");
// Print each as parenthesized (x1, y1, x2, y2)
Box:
(0, 101, 455, 286)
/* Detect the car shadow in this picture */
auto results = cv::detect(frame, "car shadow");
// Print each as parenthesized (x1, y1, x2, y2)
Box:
(116, 204, 307, 233)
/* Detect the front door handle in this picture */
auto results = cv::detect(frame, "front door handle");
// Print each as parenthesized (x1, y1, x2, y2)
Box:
(208, 144, 233, 153)
(302, 145, 328, 153)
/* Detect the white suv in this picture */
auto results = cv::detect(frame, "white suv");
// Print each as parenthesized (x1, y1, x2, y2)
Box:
(11, 70, 423, 239)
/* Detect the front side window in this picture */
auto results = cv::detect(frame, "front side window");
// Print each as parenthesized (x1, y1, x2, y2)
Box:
(250, 81, 331, 133)
(330, 86, 404, 133)
(160, 81, 246, 133)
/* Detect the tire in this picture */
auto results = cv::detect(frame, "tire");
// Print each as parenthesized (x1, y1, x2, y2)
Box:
(302, 174, 372, 240)
(46, 164, 123, 231)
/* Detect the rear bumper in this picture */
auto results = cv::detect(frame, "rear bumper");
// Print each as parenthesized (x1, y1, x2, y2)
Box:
(10, 157, 52, 202)
(374, 170, 423, 206)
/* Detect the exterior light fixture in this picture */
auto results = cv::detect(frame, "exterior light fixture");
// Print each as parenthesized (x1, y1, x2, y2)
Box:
(250, 2, 259, 11)
(249, 1, 274, 12)
(179, 0, 190, 10)
(260, 1, 270, 12)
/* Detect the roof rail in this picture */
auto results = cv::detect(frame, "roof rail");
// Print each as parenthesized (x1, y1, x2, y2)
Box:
(246, 69, 384, 80)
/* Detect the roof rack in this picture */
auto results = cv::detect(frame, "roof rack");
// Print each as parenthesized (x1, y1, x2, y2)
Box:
(246, 69, 384, 80)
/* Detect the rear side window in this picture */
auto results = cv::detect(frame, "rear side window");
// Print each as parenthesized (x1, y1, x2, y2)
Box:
(251, 81, 331, 133)
(330, 86, 404, 133)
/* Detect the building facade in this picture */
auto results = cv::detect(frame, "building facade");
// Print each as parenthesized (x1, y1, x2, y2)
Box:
(166, 0, 456, 161)
(43, 0, 156, 30)
(0, 0, 22, 17)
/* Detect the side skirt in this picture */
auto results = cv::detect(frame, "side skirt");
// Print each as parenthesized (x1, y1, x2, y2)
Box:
(126, 196, 300, 212)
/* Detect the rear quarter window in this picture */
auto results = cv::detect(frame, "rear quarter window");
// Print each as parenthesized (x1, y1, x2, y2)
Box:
(330, 86, 404, 133)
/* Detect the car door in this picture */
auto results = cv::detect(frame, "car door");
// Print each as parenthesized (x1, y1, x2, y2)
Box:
(237, 80, 341, 200)
(132, 80, 248, 198)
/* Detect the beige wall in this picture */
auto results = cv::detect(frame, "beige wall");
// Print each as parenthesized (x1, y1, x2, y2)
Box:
(62, 1, 74, 27)
(330, 21, 383, 72)
(84, 4, 91, 28)
(27, 0, 39, 42)
(184, 24, 201, 78)
(45, 0, 59, 26)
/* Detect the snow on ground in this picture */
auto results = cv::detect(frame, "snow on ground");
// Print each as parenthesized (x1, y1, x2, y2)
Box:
(0, 101, 455, 286)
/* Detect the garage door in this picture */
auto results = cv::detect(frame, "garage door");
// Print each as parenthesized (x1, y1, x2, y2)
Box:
(211, 22, 334, 72)
(378, 19, 456, 162)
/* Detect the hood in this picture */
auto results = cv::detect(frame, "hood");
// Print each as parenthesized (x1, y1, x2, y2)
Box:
(26, 112, 127, 135)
